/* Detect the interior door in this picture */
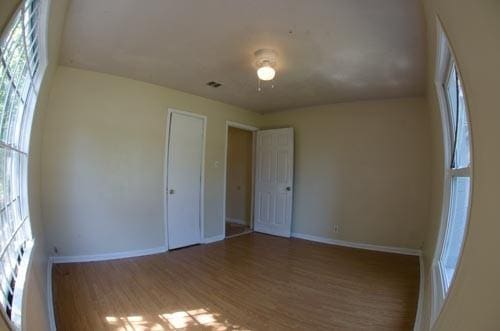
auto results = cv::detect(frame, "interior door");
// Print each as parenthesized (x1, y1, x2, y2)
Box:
(254, 128, 294, 237)
(167, 112, 204, 249)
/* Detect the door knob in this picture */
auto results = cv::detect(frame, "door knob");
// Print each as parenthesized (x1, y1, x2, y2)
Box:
(286, 186, 291, 191)
(169, 189, 175, 194)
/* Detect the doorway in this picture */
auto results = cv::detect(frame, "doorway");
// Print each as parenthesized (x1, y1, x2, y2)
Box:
(165, 109, 206, 249)
(224, 122, 257, 238)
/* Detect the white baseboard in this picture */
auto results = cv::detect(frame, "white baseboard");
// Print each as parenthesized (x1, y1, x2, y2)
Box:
(49, 236, 226, 264)
(50, 245, 168, 264)
(255, 226, 292, 238)
(202, 234, 225, 244)
(47, 259, 56, 331)
(414, 255, 425, 331)
(226, 229, 253, 239)
(291, 232, 422, 256)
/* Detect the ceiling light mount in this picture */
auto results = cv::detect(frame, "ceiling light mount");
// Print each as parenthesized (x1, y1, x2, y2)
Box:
(254, 49, 277, 82)
(254, 49, 278, 91)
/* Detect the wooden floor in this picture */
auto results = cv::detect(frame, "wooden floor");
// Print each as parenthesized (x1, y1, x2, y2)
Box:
(225, 222, 251, 238)
(52, 233, 420, 330)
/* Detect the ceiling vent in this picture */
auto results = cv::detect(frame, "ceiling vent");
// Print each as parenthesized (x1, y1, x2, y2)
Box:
(206, 81, 222, 88)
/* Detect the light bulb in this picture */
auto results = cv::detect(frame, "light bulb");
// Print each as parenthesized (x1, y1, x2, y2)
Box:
(257, 65, 276, 81)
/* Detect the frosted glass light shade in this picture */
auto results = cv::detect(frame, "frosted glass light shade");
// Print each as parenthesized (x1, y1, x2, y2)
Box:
(257, 65, 276, 81)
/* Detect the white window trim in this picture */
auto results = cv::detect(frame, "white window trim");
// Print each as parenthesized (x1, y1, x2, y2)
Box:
(0, 0, 50, 330)
(32, 0, 49, 92)
(20, 0, 50, 155)
(430, 16, 474, 327)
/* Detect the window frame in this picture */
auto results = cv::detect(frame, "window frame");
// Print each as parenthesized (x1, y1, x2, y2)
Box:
(430, 17, 473, 327)
(0, 0, 50, 329)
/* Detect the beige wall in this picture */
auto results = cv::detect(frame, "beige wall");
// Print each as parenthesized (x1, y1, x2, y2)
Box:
(0, 317, 8, 331)
(263, 98, 431, 249)
(42, 66, 262, 256)
(226, 127, 253, 225)
(40, 67, 432, 260)
(0, 0, 20, 33)
(41, 67, 432, 257)
(420, 1, 500, 330)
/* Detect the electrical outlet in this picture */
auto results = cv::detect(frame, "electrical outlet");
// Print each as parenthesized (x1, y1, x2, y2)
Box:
(53, 246, 59, 254)
(333, 225, 339, 233)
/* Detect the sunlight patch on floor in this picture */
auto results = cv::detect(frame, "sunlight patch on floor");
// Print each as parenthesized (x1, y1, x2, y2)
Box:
(105, 308, 251, 330)
(105, 315, 151, 331)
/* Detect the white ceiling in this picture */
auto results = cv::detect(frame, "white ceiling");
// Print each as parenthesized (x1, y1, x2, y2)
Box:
(60, 0, 426, 113)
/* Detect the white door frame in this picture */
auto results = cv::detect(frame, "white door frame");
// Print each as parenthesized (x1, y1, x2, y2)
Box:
(223, 121, 259, 238)
(164, 108, 207, 249)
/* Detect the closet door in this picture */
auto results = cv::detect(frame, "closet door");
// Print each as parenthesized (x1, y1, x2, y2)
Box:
(167, 112, 204, 249)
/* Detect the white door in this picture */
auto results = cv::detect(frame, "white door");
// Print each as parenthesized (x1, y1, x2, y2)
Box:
(167, 112, 204, 249)
(254, 128, 294, 237)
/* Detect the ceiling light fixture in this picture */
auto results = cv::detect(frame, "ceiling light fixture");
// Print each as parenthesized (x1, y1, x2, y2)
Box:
(254, 49, 277, 91)
(257, 63, 276, 81)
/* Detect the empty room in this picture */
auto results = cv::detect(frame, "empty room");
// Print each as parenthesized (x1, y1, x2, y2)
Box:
(0, 0, 499, 330)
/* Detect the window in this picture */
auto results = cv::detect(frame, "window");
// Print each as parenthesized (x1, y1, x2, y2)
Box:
(0, 0, 45, 328)
(439, 63, 471, 287)
(431, 21, 472, 325)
